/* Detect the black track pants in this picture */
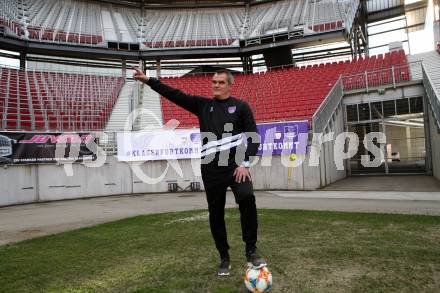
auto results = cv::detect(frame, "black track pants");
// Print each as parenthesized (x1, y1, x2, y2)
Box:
(202, 170, 258, 257)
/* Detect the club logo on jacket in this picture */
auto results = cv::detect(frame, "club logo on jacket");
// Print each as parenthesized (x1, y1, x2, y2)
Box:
(228, 106, 236, 114)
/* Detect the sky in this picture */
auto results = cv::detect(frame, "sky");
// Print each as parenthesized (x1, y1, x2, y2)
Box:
(368, 0, 435, 56)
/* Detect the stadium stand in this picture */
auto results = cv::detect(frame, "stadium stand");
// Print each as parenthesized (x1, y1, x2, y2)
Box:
(0, 0, 244, 46)
(342, 49, 410, 90)
(0, 0, 358, 48)
(0, 67, 124, 131)
(26, 0, 104, 45)
(143, 7, 244, 48)
(0, 0, 22, 36)
(159, 49, 410, 128)
(0, 49, 412, 132)
(246, 0, 356, 39)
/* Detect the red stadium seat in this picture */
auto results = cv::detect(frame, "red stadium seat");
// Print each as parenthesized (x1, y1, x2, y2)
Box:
(340, 49, 409, 90)
(0, 67, 125, 132)
(157, 50, 410, 128)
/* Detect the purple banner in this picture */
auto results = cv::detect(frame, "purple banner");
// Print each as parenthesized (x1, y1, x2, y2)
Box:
(256, 120, 308, 155)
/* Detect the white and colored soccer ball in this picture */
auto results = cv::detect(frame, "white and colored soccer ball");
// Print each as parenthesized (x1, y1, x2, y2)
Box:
(244, 266, 272, 292)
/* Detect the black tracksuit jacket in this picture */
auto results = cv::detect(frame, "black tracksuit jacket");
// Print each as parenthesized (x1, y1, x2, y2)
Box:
(146, 77, 260, 188)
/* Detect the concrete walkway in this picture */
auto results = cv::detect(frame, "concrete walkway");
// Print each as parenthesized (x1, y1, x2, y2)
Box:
(1, 189, 440, 246)
(322, 175, 440, 192)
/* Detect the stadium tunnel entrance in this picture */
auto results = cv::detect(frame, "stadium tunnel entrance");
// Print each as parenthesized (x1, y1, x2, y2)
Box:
(343, 84, 430, 175)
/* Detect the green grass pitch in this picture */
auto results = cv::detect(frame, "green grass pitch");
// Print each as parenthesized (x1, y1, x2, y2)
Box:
(1, 209, 440, 292)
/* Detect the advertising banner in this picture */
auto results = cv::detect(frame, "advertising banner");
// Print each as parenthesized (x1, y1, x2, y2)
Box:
(117, 129, 202, 161)
(117, 120, 308, 161)
(257, 120, 308, 155)
(0, 132, 97, 164)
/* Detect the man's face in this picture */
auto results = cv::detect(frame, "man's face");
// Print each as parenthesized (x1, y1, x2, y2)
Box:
(212, 73, 231, 99)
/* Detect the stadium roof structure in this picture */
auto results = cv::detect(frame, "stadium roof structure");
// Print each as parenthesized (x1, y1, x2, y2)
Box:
(92, 0, 271, 8)
(0, 0, 362, 64)
(0, 0, 429, 70)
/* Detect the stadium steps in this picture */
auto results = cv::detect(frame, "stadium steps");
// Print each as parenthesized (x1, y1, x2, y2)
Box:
(408, 51, 440, 93)
(113, 11, 133, 43)
(105, 81, 133, 131)
(120, 9, 139, 43)
(101, 9, 118, 41)
(4, 0, 350, 47)
(134, 83, 163, 130)
(0, 69, 10, 129)
(63, 3, 75, 33)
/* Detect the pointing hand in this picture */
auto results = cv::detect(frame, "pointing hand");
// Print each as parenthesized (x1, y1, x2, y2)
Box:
(132, 67, 149, 83)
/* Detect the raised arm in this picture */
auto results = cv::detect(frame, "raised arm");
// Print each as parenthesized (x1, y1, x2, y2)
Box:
(132, 67, 206, 115)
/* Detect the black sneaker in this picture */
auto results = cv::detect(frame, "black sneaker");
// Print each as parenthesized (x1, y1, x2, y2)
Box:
(217, 257, 231, 276)
(246, 251, 267, 269)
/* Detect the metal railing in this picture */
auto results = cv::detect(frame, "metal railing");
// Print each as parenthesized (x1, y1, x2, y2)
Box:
(0, 14, 105, 46)
(0, 66, 125, 132)
(97, 131, 118, 154)
(2, 1, 358, 49)
(0, 16, 21, 36)
(158, 63, 303, 78)
(2, 17, 239, 49)
(434, 20, 439, 47)
(422, 64, 440, 132)
(312, 77, 343, 133)
(25, 26, 105, 46)
(244, 0, 359, 44)
(341, 61, 422, 92)
(1, 63, 123, 78)
(343, 0, 360, 35)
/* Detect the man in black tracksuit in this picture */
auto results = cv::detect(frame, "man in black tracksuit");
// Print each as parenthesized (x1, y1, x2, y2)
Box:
(133, 68, 266, 276)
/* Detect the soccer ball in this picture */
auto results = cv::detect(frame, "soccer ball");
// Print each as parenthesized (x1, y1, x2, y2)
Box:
(244, 266, 272, 292)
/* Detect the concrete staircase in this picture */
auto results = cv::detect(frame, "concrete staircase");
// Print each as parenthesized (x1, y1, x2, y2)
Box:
(408, 50, 440, 132)
(410, 51, 440, 179)
(105, 80, 164, 131)
(101, 80, 164, 153)
(408, 51, 440, 93)
(134, 83, 163, 130)
(105, 81, 134, 131)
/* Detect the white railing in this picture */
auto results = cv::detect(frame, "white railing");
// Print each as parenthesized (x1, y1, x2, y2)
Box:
(422, 64, 440, 132)
(2, 2, 355, 49)
(97, 131, 118, 154)
(0, 67, 125, 132)
(25, 25, 105, 46)
(312, 77, 343, 133)
(0, 16, 21, 36)
(2, 64, 123, 78)
(343, 0, 360, 35)
(434, 20, 440, 48)
(341, 61, 422, 92)
(1, 13, 105, 46)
